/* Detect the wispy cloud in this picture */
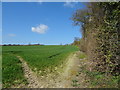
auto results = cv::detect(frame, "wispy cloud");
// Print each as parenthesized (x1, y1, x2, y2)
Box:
(31, 24, 48, 34)
(64, 2, 78, 8)
(8, 34, 16, 37)
(27, 0, 43, 4)
(37, 0, 43, 4)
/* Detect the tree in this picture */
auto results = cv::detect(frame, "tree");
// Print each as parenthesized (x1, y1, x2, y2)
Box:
(72, 2, 120, 75)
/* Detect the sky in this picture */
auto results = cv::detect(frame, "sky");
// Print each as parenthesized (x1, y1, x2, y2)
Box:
(2, 2, 86, 45)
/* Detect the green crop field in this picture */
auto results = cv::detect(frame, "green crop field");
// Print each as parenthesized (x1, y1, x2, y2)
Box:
(2, 53, 27, 88)
(2, 45, 79, 88)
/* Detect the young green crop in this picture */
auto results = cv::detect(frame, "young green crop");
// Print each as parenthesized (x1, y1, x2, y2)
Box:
(2, 53, 27, 88)
(2, 45, 79, 87)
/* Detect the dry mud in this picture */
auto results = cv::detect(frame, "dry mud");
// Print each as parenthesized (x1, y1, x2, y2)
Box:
(17, 51, 83, 88)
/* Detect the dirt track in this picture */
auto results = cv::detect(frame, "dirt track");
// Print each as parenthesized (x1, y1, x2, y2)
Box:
(17, 51, 82, 88)
(17, 56, 40, 88)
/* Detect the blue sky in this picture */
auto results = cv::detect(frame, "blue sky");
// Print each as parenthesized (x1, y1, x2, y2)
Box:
(2, 2, 86, 45)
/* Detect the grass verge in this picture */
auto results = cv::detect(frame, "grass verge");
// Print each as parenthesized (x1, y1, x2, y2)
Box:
(73, 51, 119, 88)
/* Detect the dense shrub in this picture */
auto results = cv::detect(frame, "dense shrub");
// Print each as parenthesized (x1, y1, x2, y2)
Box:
(72, 2, 120, 75)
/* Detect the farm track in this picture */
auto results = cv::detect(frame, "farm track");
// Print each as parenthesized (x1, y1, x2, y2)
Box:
(53, 51, 81, 88)
(16, 56, 41, 88)
(16, 51, 82, 88)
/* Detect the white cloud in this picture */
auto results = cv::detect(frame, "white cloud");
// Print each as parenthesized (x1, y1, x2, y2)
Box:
(8, 34, 16, 37)
(64, 2, 78, 8)
(31, 24, 48, 34)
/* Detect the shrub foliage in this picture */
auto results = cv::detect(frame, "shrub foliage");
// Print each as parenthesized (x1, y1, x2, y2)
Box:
(72, 2, 120, 75)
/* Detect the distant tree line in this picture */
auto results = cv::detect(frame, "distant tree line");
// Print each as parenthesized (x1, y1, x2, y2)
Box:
(2, 43, 44, 46)
(72, 2, 120, 75)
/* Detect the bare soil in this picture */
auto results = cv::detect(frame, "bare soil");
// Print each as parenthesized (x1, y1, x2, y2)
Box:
(16, 51, 87, 88)
(17, 56, 40, 88)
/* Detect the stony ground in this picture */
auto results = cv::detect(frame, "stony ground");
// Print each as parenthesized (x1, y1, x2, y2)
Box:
(16, 51, 87, 88)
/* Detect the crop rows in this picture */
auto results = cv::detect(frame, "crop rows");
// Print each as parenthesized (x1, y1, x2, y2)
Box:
(2, 53, 27, 88)
(2, 45, 79, 87)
